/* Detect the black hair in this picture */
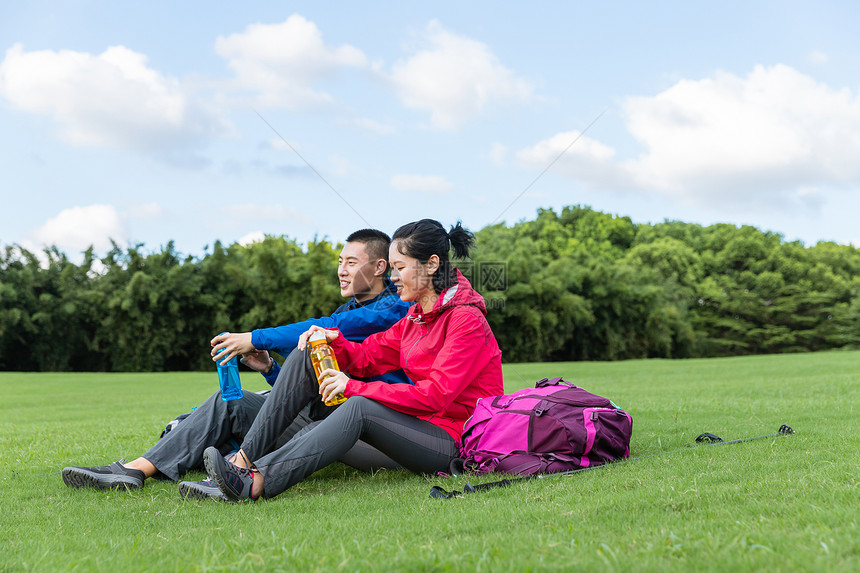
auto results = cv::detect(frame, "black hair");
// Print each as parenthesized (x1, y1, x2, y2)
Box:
(392, 219, 475, 293)
(345, 229, 391, 268)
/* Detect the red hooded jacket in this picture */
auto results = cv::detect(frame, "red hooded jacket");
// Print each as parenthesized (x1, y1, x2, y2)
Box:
(330, 270, 504, 443)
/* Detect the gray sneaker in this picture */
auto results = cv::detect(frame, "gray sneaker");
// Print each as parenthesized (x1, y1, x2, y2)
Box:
(203, 446, 258, 502)
(62, 460, 145, 490)
(178, 478, 228, 501)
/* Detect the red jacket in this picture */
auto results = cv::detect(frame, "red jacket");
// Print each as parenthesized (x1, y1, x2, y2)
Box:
(330, 270, 504, 443)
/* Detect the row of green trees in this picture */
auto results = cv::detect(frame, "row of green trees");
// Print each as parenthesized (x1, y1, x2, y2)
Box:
(471, 207, 860, 361)
(2, 205, 859, 371)
(0, 238, 342, 371)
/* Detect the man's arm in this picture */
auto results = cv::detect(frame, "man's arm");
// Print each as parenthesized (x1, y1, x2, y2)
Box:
(251, 297, 411, 355)
(210, 295, 410, 386)
(211, 314, 348, 366)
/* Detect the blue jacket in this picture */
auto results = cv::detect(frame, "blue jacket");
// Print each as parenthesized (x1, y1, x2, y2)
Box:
(250, 280, 412, 386)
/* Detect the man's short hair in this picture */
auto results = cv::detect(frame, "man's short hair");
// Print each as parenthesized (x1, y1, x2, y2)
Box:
(346, 229, 391, 266)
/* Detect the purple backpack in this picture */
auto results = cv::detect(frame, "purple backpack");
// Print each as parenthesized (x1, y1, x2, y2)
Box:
(459, 377, 633, 475)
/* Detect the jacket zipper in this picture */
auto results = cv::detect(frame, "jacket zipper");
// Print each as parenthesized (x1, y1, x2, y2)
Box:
(403, 321, 428, 372)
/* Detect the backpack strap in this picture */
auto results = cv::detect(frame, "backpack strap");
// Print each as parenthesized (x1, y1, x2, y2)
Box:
(535, 377, 576, 388)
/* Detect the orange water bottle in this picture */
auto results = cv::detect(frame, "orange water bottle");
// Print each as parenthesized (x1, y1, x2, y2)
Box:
(309, 331, 347, 406)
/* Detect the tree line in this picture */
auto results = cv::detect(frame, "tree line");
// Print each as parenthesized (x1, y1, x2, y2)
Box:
(2, 205, 858, 371)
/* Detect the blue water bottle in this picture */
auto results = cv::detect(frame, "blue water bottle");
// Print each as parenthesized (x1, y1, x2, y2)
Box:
(215, 333, 243, 401)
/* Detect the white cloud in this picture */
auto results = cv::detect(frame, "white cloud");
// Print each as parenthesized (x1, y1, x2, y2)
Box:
(87, 257, 109, 277)
(516, 130, 627, 187)
(215, 14, 367, 109)
(390, 20, 533, 129)
(807, 51, 828, 65)
(623, 64, 860, 200)
(517, 64, 860, 210)
(32, 205, 126, 252)
(0, 43, 227, 152)
(390, 174, 454, 193)
(237, 231, 265, 246)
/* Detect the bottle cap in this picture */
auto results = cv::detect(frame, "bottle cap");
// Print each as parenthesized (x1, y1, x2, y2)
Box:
(309, 331, 326, 345)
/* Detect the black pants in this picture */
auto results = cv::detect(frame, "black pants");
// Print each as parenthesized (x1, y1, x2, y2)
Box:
(142, 348, 398, 480)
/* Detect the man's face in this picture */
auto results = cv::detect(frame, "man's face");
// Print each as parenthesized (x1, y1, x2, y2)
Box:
(338, 241, 382, 301)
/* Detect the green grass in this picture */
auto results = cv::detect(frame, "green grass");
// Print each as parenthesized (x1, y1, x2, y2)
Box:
(1, 352, 858, 572)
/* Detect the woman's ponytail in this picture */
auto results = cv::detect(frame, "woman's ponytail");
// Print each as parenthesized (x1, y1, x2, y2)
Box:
(447, 221, 475, 260)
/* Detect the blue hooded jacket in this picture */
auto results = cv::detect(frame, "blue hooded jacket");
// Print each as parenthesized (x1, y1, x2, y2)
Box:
(250, 279, 412, 386)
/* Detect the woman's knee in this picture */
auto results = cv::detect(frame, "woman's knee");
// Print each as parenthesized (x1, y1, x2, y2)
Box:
(328, 396, 380, 427)
(339, 396, 375, 414)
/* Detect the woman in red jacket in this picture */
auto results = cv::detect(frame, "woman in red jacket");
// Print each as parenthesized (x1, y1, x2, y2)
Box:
(203, 219, 504, 501)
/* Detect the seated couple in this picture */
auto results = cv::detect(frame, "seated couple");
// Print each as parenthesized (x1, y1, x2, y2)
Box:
(62, 220, 504, 501)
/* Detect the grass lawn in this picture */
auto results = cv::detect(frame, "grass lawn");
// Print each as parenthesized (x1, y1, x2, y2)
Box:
(1, 351, 858, 572)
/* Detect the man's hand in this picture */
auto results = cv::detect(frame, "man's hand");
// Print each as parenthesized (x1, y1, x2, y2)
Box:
(211, 332, 255, 365)
(297, 326, 340, 351)
(318, 368, 349, 404)
(240, 349, 274, 373)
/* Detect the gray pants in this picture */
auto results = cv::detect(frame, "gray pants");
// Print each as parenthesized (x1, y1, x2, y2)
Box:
(254, 396, 461, 498)
(226, 347, 460, 498)
(143, 348, 399, 480)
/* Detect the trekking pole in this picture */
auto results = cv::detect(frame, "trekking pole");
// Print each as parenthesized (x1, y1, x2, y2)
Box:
(429, 424, 794, 500)
(694, 424, 794, 445)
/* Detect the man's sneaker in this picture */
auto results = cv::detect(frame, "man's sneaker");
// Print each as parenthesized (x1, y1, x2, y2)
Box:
(203, 446, 258, 502)
(178, 478, 228, 501)
(62, 460, 145, 490)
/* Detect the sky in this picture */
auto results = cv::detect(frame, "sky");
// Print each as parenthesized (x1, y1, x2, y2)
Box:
(2, 1, 860, 261)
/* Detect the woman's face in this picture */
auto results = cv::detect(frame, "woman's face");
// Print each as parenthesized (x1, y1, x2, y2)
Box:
(389, 240, 437, 304)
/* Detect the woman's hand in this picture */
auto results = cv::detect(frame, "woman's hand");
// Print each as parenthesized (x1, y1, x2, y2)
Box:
(318, 368, 349, 404)
(297, 326, 340, 351)
(239, 349, 274, 373)
(211, 332, 255, 365)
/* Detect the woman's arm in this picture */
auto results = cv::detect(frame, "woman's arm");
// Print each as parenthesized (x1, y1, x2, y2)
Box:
(328, 318, 405, 377)
(344, 309, 492, 416)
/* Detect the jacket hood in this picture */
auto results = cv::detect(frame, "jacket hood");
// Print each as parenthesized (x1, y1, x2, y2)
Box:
(408, 269, 486, 323)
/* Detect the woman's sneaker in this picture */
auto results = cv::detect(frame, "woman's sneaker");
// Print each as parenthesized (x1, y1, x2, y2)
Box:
(62, 460, 145, 490)
(203, 446, 258, 502)
(178, 478, 228, 502)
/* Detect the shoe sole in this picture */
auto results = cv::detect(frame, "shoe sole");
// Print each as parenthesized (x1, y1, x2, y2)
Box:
(62, 467, 142, 490)
(178, 481, 228, 502)
(202, 447, 241, 502)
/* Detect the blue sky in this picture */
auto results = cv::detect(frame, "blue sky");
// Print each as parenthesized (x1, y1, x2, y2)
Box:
(2, 1, 860, 260)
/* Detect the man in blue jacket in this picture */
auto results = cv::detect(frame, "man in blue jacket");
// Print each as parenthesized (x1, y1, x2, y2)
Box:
(62, 229, 411, 497)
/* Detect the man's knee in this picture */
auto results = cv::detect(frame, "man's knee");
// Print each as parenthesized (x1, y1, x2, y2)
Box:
(282, 346, 313, 368)
(196, 390, 227, 412)
(272, 348, 315, 388)
(225, 391, 266, 415)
